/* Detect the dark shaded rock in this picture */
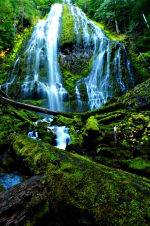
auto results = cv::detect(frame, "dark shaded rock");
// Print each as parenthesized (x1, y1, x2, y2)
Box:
(0, 175, 43, 226)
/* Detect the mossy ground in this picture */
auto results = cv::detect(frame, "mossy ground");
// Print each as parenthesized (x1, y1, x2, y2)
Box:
(1, 79, 150, 224)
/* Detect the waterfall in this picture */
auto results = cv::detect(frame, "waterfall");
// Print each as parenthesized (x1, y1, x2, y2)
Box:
(56, 126, 71, 150)
(75, 86, 82, 110)
(21, 4, 69, 112)
(4, 56, 20, 95)
(71, 5, 134, 110)
(72, 5, 112, 109)
(113, 47, 126, 92)
(3, 2, 134, 112)
(0, 172, 22, 190)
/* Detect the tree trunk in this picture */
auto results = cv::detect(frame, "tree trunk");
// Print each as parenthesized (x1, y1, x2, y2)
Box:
(115, 19, 119, 33)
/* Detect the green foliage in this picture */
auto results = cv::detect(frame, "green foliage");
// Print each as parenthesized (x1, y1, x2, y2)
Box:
(75, 0, 150, 55)
(84, 116, 99, 132)
(0, 0, 55, 53)
(0, 0, 14, 51)
(129, 157, 150, 170)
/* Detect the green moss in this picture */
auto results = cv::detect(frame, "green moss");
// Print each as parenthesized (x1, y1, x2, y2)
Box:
(84, 116, 99, 132)
(67, 125, 83, 152)
(129, 157, 150, 170)
(11, 133, 150, 225)
(23, 99, 45, 106)
(61, 69, 83, 100)
(1, 77, 150, 224)
(53, 115, 73, 126)
(0, 26, 35, 85)
(128, 47, 150, 84)
(60, 53, 93, 101)
(27, 197, 49, 226)
(60, 4, 75, 47)
(121, 78, 150, 108)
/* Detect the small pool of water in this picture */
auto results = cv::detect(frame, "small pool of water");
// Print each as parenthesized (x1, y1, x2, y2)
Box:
(0, 172, 23, 190)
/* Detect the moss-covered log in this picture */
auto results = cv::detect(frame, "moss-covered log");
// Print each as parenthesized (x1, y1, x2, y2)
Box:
(4, 133, 149, 225)
(0, 94, 73, 118)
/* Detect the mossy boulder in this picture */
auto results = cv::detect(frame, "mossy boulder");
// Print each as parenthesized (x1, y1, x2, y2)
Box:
(82, 116, 100, 153)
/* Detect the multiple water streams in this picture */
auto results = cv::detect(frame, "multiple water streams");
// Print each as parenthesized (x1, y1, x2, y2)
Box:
(0, 0, 135, 189)
(27, 117, 71, 150)
(3, 0, 134, 112)
(71, 4, 134, 110)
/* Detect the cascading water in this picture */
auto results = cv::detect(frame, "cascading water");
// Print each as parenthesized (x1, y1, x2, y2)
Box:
(1, 55, 20, 95)
(21, 4, 69, 112)
(3, 0, 134, 112)
(55, 126, 71, 150)
(113, 47, 126, 92)
(71, 5, 134, 110)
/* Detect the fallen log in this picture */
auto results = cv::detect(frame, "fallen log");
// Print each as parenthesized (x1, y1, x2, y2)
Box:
(1, 133, 148, 226)
(0, 94, 74, 117)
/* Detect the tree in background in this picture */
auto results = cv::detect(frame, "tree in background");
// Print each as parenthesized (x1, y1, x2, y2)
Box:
(0, 0, 14, 51)
(0, 0, 55, 52)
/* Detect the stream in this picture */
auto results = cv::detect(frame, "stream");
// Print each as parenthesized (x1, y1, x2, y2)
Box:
(0, 172, 22, 190)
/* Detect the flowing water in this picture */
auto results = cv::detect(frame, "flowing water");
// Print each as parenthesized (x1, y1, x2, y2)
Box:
(0, 172, 22, 190)
(71, 5, 134, 110)
(21, 3, 69, 112)
(3, 0, 134, 112)
(55, 126, 71, 150)
(27, 117, 71, 150)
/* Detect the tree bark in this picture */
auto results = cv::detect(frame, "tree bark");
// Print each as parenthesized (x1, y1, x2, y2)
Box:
(0, 176, 43, 226)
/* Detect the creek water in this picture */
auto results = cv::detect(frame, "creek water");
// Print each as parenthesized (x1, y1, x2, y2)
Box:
(28, 117, 71, 150)
(0, 172, 22, 190)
